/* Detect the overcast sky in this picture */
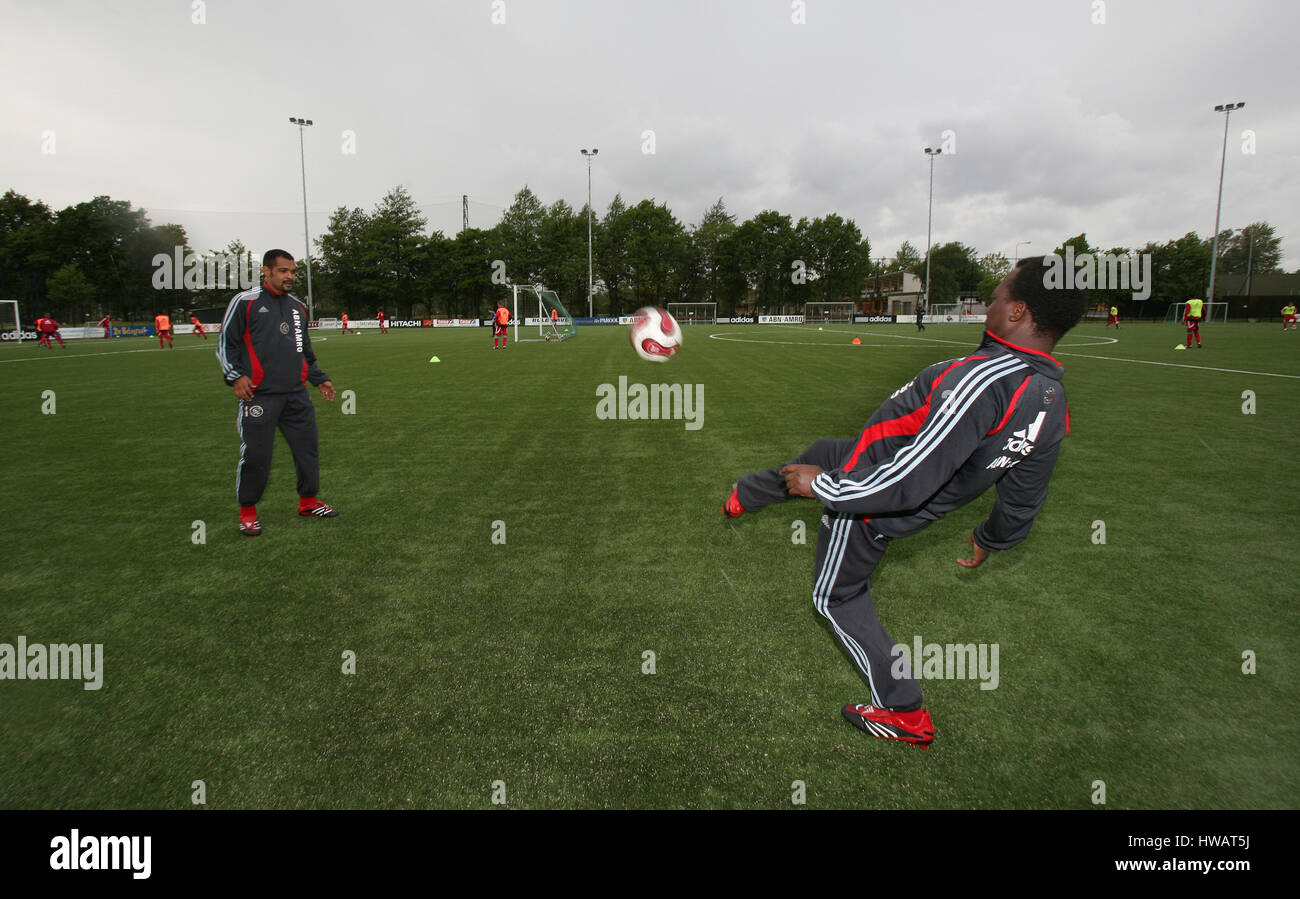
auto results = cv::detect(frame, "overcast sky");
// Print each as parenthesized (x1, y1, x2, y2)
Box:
(3, 0, 1297, 272)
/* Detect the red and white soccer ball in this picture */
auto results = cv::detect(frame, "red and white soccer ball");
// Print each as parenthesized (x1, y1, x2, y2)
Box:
(629, 306, 681, 362)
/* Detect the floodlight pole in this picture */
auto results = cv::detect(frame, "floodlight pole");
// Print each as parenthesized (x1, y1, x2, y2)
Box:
(1207, 102, 1244, 306)
(290, 116, 316, 320)
(1014, 241, 1031, 266)
(923, 147, 942, 309)
(581, 148, 598, 318)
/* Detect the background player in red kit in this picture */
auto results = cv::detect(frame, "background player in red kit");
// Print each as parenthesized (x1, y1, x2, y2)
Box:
(492, 301, 510, 349)
(155, 313, 173, 348)
(340, 312, 353, 335)
(190, 315, 208, 339)
(376, 309, 388, 334)
(98, 314, 112, 338)
(1184, 297, 1205, 349)
(36, 314, 64, 348)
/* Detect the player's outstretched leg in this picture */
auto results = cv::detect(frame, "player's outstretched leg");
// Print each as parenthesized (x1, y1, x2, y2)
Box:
(814, 513, 933, 747)
(724, 437, 856, 518)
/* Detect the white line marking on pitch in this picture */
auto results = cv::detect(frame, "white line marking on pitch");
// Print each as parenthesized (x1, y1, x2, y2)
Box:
(1198, 438, 1226, 464)
(708, 327, 1297, 378)
(708, 328, 1119, 349)
(1053, 351, 1300, 380)
(0, 343, 215, 363)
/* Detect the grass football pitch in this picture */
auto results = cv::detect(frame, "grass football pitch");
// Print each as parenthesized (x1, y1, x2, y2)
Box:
(1, 320, 1296, 809)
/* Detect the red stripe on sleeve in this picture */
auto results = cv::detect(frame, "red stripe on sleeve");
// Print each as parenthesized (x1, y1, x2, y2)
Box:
(244, 300, 264, 387)
(842, 356, 988, 470)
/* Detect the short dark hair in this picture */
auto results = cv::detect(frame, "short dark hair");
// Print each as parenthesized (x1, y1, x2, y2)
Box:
(262, 249, 294, 269)
(1010, 256, 1087, 342)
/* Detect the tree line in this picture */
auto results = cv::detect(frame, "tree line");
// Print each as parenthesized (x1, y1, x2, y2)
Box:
(0, 185, 1287, 324)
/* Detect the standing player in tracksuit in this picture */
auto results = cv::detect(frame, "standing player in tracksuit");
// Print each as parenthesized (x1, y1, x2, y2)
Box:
(218, 249, 339, 537)
(721, 256, 1085, 747)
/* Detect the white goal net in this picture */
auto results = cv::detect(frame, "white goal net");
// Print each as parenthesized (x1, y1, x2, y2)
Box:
(803, 302, 855, 324)
(668, 302, 716, 324)
(0, 300, 22, 344)
(925, 303, 962, 323)
(1165, 301, 1228, 323)
(510, 284, 577, 342)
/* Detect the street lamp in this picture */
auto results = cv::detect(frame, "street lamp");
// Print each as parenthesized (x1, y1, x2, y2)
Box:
(580, 148, 599, 317)
(289, 116, 315, 320)
(1014, 241, 1031, 266)
(923, 147, 942, 310)
(1207, 102, 1245, 307)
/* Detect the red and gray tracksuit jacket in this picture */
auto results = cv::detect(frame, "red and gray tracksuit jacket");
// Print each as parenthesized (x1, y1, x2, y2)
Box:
(811, 331, 1071, 551)
(217, 284, 329, 393)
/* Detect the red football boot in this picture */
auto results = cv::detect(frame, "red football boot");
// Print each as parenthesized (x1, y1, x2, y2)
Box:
(842, 704, 935, 748)
(721, 483, 745, 519)
(239, 505, 261, 537)
(298, 497, 339, 518)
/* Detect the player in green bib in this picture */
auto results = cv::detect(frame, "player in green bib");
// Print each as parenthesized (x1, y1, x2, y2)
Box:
(1184, 297, 1205, 348)
(1106, 305, 1119, 329)
(1282, 303, 1297, 331)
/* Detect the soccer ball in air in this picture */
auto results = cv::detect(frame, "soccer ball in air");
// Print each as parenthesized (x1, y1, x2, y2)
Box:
(629, 306, 681, 362)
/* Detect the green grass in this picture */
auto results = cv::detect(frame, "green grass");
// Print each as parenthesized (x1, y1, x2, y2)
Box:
(1, 320, 1296, 809)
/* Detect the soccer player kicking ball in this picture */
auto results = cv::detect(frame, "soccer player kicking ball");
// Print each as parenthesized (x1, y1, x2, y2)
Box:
(492, 301, 510, 349)
(155, 313, 174, 348)
(1184, 297, 1205, 349)
(98, 315, 112, 339)
(1282, 303, 1297, 332)
(218, 249, 339, 537)
(721, 256, 1085, 748)
(190, 315, 208, 339)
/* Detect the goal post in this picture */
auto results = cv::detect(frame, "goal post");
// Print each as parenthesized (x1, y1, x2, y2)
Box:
(926, 303, 962, 322)
(1165, 301, 1228, 323)
(510, 284, 577, 342)
(803, 302, 855, 323)
(0, 300, 21, 343)
(667, 302, 716, 325)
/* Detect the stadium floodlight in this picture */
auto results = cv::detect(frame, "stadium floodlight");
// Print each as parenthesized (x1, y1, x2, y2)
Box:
(1207, 102, 1245, 307)
(289, 116, 316, 321)
(923, 148, 942, 307)
(1014, 241, 1031, 266)
(581, 149, 599, 318)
